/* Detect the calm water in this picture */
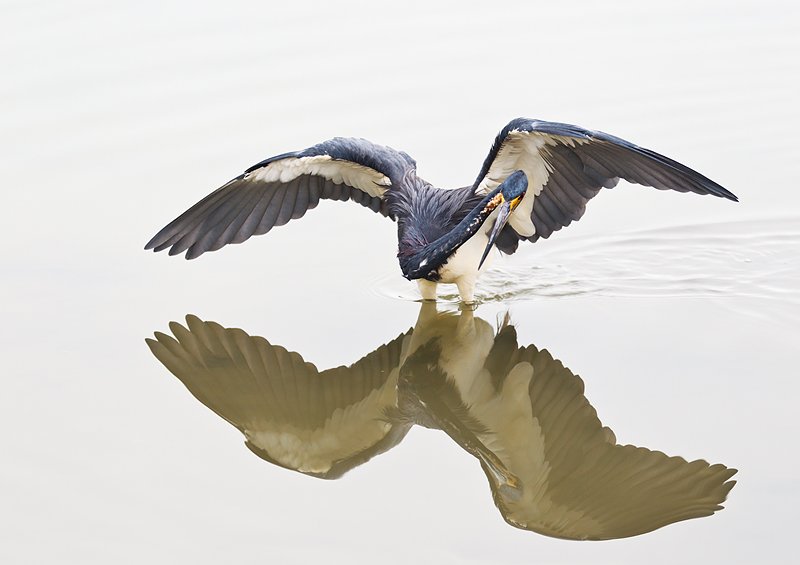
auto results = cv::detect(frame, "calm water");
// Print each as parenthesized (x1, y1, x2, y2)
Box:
(3, 1, 799, 563)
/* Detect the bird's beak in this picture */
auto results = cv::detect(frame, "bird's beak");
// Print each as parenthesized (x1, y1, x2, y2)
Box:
(478, 195, 520, 270)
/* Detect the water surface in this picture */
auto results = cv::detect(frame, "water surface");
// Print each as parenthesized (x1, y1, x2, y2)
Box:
(3, 1, 799, 563)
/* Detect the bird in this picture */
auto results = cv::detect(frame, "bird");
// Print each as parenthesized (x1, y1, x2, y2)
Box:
(145, 118, 738, 303)
(147, 303, 736, 540)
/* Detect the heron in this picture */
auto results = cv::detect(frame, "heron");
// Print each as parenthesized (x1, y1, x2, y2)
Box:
(145, 118, 738, 302)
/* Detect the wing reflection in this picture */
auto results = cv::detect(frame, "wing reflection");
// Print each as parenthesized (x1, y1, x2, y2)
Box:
(147, 304, 735, 540)
(146, 315, 412, 478)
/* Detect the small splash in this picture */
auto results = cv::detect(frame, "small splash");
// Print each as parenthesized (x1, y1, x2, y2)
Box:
(371, 217, 800, 322)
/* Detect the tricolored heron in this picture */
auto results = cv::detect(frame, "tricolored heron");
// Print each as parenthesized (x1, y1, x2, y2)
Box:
(145, 118, 737, 302)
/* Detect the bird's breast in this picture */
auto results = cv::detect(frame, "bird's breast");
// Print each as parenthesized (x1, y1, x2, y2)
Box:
(435, 223, 494, 284)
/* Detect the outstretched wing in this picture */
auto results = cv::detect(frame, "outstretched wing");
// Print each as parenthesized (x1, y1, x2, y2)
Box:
(473, 342, 737, 540)
(146, 315, 412, 478)
(473, 118, 738, 253)
(145, 138, 417, 259)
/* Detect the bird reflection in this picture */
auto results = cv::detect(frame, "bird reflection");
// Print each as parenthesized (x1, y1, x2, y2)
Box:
(147, 304, 735, 540)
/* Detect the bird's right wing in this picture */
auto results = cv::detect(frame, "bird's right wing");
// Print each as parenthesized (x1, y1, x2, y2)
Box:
(146, 315, 412, 478)
(472, 344, 737, 540)
(145, 138, 417, 259)
(472, 118, 737, 253)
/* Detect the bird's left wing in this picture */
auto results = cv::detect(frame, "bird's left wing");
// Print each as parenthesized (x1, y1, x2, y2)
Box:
(145, 138, 416, 259)
(473, 118, 737, 253)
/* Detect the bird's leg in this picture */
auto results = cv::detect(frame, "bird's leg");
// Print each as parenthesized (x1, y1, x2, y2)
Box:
(417, 279, 438, 301)
(456, 276, 477, 306)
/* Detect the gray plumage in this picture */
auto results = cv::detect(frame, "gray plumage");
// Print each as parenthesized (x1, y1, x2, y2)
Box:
(145, 118, 737, 299)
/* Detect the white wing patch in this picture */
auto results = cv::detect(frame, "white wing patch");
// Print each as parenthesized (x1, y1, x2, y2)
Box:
(248, 155, 391, 198)
(476, 130, 588, 237)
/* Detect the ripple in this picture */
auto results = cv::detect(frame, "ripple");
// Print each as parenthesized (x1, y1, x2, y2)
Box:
(372, 217, 800, 322)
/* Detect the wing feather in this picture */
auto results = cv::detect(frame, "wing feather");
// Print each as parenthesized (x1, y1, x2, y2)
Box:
(232, 185, 273, 244)
(474, 118, 737, 251)
(146, 138, 416, 259)
(188, 193, 250, 258)
(292, 177, 310, 220)
(210, 183, 266, 253)
(532, 206, 555, 239)
(255, 182, 286, 235)
(276, 176, 300, 227)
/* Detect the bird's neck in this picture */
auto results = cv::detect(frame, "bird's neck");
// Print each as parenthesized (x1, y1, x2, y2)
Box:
(399, 189, 500, 281)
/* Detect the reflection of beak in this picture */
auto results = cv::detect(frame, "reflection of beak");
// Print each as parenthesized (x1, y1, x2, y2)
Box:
(478, 197, 517, 270)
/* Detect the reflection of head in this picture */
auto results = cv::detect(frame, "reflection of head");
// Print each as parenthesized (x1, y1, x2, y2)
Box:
(148, 306, 735, 540)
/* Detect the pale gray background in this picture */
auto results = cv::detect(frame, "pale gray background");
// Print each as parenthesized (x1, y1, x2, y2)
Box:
(2, 1, 798, 563)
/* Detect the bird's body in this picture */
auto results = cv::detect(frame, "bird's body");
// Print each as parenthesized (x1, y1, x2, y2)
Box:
(415, 217, 495, 302)
(146, 118, 737, 302)
(391, 174, 513, 301)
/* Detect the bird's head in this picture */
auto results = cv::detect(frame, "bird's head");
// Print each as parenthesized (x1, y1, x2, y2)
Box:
(478, 170, 528, 269)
